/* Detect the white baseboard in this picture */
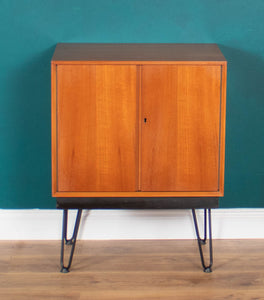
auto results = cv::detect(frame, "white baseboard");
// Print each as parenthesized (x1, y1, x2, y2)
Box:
(0, 209, 263, 240)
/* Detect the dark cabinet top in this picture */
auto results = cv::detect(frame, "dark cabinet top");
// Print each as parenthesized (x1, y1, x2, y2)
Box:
(52, 43, 226, 63)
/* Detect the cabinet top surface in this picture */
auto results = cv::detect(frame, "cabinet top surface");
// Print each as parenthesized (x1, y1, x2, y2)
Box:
(51, 43, 226, 63)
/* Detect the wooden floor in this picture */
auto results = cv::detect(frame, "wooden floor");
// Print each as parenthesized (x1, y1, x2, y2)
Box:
(1, 240, 264, 299)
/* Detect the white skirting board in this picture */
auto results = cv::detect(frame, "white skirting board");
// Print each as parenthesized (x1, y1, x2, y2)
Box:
(0, 209, 264, 240)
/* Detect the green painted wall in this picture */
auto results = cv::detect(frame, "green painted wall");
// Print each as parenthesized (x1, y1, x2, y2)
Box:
(0, 0, 263, 208)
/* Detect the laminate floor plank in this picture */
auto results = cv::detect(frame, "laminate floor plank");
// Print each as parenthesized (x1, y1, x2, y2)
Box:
(1, 240, 264, 300)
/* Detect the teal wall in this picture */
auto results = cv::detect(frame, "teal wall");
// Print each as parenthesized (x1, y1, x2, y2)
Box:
(0, 0, 263, 208)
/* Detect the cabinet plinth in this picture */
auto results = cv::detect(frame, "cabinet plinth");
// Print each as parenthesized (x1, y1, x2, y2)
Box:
(51, 43, 227, 198)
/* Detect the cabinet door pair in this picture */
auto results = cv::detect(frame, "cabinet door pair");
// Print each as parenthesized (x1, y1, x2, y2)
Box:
(56, 64, 222, 193)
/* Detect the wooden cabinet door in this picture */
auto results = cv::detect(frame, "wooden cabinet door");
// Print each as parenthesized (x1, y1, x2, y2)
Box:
(57, 65, 137, 192)
(141, 65, 222, 192)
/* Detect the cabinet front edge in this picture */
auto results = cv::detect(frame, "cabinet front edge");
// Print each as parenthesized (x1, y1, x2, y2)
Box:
(53, 191, 223, 198)
(51, 60, 227, 65)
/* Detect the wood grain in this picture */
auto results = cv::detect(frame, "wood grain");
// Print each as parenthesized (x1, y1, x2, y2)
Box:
(1, 240, 264, 300)
(56, 65, 137, 192)
(141, 65, 221, 192)
(219, 64, 227, 196)
(51, 63, 57, 195)
(53, 191, 223, 197)
(138, 66, 142, 191)
(52, 44, 227, 197)
(52, 43, 227, 62)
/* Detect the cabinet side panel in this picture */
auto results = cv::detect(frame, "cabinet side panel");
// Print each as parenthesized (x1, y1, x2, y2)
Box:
(57, 65, 137, 192)
(51, 63, 57, 196)
(219, 64, 227, 195)
(141, 65, 221, 192)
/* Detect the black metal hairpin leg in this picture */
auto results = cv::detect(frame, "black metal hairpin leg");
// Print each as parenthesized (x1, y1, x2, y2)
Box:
(192, 208, 213, 273)
(60, 209, 82, 273)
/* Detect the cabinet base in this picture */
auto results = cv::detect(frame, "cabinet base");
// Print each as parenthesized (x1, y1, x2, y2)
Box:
(56, 197, 219, 209)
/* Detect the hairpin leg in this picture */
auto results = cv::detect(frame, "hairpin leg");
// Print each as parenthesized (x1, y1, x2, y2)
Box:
(192, 208, 213, 273)
(60, 209, 82, 273)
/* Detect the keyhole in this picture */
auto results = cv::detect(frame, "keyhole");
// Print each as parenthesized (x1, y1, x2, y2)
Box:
(144, 118, 147, 123)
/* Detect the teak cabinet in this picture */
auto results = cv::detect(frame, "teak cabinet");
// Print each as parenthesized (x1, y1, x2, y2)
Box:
(51, 43, 227, 273)
(51, 43, 227, 198)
